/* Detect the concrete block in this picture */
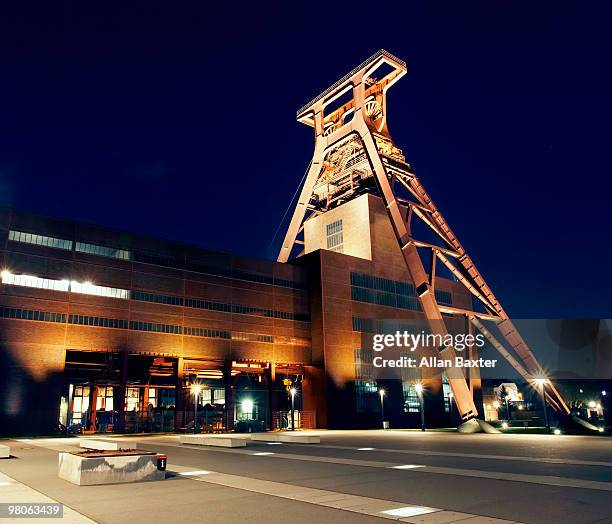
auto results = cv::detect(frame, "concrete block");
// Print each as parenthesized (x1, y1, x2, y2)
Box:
(58, 452, 164, 486)
(0, 444, 10, 458)
(278, 434, 320, 444)
(79, 440, 125, 451)
(251, 433, 320, 444)
(180, 435, 247, 448)
(251, 433, 281, 442)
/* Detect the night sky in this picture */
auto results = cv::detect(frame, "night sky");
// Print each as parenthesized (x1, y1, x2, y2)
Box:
(1, 2, 610, 318)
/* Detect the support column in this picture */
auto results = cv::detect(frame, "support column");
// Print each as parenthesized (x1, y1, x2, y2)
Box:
(467, 316, 484, 419)
(114, 352, 128, 433)
(174, 357, 185, 431)
(266, 364, 277, 430)
(223, 361, 235, 431)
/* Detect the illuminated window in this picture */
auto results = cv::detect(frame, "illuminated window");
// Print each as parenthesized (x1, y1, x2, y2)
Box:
(9, 230, 73, 250)
(326, 219, 344, 253)
(147, 388, 157, 408)
(71, 386, 90, 426)
(213, 389, 225, 405)
(70, 280, 130, 299)
(402, 383, 420, 413)
(1, 271, 70, 292)
(125, 388, 140, 412)
(76, 242, 131, 261)
(1, 270, 130, 299)
(96, 386, 114, 411)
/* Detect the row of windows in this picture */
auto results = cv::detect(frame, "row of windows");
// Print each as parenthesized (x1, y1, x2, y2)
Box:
(0, 305, 305, 345)
(133, 291, 310, 322)
(2, 272, 308, 321)
(232, 332, 274, 343)
(0, 306, 66, 323)
(9, 229, 307, 290)
(75, 241, 131, 260)
(352, 317, 422, 333)
(351, 286, 422, 311)
(350, 272, 415, 296)
(69, 314, 128, 329)
(184, 326, 231, 339)
(1, 272, 130, 299)
(9, 230, 72, 250)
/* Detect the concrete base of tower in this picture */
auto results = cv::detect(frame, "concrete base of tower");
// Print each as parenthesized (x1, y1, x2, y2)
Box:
(457, 418, 501, 434)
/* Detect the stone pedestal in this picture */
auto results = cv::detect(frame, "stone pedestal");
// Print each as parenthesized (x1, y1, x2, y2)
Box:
(58, 451, 164, 485)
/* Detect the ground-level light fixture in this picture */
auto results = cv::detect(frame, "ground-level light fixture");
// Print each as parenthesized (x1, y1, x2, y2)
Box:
(414, 383, 425, 431)
(379, 388, 386, 429)
(501, 422, 509, 429)
(192, 384, 202, 434)
(554, 428, 561, 435)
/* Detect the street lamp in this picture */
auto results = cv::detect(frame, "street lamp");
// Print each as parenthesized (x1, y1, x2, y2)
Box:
(415, 383, 425, 431)
(192, 384, 202, 434)
(534, 377, 550, 434)
(448, 391, 454, 426)
(379, 389, 385, 429)
(290, 387, 296, 431)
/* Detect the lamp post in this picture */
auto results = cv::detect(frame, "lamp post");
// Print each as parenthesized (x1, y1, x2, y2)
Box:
(379, 389, 385, 429)
(448, 391, 454, 426)
(415, 383, 425, 431)
(535, 377, 550, 434)
(290, 387, 296, 431)
(192, 384, 201, 434)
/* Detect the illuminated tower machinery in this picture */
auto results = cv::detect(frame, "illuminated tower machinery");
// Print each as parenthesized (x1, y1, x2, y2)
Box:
(278, 50, 569, 426)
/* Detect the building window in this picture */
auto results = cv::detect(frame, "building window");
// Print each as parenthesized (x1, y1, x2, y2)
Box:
(213, 389, 225, 405)
(355, 380, 380, 413)
(8, 230, 73, 250)
(96, 386, 114, 411)
(125, 388, 140, 412)
(442, 372, 451, 413)
(76, 242, 131, 261)
(402, 382, 420, 413)
(435, 289, 452, 306)
(326, 219, 344, 253)
(350, 271, 421, 312)
(71, 386, 90, 426)
(354, 347, 374, 380)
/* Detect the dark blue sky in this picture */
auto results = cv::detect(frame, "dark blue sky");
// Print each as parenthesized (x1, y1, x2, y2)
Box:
(1, 1, 610, 318)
